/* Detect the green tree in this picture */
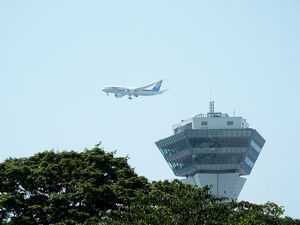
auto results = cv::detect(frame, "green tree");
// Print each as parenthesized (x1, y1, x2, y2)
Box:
(101, 181, 299, 225)
(101, 180, 233, 225)
(102, 180, 300, 225)
(228, 201, 287, 225)
(0, 146, 147, 224)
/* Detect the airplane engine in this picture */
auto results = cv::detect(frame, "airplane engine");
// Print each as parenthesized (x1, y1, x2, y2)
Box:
(115, 93, 124, 98)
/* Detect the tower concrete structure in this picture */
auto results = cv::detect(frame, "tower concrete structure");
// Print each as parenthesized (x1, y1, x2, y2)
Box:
(155, 102, 265, 200)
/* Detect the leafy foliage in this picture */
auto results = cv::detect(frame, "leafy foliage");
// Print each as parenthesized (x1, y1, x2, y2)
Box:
(0, 146, 147, 224)
(0, 146, 299, 225)
(101, 180, 232, 225)
(101, 180, 300, 225)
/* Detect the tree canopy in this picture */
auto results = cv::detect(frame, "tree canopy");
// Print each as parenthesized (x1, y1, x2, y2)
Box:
(0, 145, 298, 224)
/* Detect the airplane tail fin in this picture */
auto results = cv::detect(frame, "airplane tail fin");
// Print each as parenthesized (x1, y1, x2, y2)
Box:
(152, 80, 163, 91)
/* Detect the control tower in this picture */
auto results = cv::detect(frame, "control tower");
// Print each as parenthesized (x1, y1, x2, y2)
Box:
(155, 102, 265, 200)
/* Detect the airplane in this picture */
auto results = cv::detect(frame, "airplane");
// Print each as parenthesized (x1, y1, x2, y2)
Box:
(102, 80, 167, 99)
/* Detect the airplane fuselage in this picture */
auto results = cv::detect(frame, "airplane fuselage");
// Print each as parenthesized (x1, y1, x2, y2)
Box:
(103, 86, 163, 96)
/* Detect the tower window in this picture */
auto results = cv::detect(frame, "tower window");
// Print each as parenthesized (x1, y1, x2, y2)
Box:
(227, 121, 234, 125)
(201, 121, 208, 126)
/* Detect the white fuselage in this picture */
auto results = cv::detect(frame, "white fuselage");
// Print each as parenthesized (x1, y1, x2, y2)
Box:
(103, 86, 163, 96)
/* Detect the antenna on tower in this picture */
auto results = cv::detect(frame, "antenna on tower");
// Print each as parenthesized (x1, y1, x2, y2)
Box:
(209, 101, 214, 114)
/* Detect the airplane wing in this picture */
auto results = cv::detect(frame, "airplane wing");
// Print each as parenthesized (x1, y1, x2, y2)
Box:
(132, 80, 163, 93)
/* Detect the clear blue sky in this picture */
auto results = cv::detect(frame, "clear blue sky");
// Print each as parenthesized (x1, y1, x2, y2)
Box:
(1, 0, 300, 218)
